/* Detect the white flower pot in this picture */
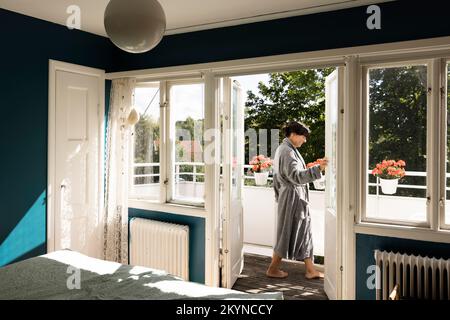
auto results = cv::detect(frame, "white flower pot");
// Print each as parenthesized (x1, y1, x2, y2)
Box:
(254, 172, 269, 186)
(379, 178, 399, 195)
(313, 174, 326, 190)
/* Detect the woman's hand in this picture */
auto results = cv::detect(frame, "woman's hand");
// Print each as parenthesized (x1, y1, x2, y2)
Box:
(317, 157, 329, 171)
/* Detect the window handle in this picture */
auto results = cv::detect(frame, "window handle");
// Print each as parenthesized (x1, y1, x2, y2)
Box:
(439, 197, 444, 207)
(426, 196, 431, 205)
(163, 178, 169, 185)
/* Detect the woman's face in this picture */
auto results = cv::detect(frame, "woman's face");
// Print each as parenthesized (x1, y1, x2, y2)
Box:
(289, 133, 307, 148)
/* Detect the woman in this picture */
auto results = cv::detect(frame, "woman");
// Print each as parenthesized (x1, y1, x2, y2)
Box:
(266, 121, 328, 279)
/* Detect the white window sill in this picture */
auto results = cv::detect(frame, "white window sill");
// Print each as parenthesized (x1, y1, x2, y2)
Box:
(128, 199, 207, 218)
(355, 222, 450, 244)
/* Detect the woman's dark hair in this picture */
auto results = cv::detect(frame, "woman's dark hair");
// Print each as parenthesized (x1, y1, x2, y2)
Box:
(283, 121, 310, 138)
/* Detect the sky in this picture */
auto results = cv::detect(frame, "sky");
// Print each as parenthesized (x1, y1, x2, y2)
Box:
(134, 73, 270, 121)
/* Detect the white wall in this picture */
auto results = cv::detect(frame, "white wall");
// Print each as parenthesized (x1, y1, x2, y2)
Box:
(242, 186, 325, 256)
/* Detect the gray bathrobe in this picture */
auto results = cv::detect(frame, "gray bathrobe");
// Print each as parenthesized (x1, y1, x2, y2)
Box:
(273, 137, 322, 261)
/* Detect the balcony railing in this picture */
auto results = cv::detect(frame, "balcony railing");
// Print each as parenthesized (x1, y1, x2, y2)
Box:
(132, 162, 205, 185)
(130, 162, 450, 257)
(132, 162, 449, 192)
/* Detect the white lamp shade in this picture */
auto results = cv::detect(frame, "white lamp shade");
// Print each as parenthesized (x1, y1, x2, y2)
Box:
(104, 0, 166, 53)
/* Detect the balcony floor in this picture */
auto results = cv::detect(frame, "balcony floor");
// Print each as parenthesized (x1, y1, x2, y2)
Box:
(232, 253, 327, 300)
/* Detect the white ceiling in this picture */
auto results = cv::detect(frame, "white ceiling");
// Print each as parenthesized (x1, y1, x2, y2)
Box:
(0, 0, 392, 36)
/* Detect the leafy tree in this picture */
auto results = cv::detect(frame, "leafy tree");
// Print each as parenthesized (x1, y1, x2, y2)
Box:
(244, 66, 429, 197)
(368, 66, 427, 197)
(134, 114, 160, 184)
(245, 68, 334, 165)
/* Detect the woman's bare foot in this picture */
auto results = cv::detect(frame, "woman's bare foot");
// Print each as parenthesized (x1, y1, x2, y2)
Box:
(305, 270, 324, 279)
(266, 268, 288, 278)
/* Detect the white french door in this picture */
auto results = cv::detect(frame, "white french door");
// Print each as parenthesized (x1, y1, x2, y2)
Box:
(324, 68, 344, 300)
(219, 77, 245, 288)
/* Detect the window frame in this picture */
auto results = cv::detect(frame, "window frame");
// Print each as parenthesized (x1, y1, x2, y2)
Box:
(166, 79, 206, 207)
(360, 59, 433, 228)
(440, 58, 450, 230)
(128, 78, 207, 208)
(128, 81, 162, 202)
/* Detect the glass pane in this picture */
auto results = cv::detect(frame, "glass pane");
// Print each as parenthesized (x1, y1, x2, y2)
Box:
(130, 85, 160, 201)
(446, 64, 450, 225)
(366, 65, 428, 223)
(232, 83, 242, 201)
(326, 72, 338, 211)
(170, 83, 205, 204)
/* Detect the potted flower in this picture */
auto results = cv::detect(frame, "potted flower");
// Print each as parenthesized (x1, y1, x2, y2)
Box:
(371, 159, 406, 194)
(307, 159, 326, 190)
(249, 155, 272, 186)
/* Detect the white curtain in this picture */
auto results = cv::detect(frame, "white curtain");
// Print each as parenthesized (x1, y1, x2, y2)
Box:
(103, 78, 136, 264)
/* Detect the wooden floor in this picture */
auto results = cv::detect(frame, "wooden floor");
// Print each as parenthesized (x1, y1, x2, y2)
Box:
(232, 253, 328, 300)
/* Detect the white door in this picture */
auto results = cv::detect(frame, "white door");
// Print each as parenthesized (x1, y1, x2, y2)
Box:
(324, 68, 344, 300)
(54, 70, 102, 258)
(220, 78, 244, 288)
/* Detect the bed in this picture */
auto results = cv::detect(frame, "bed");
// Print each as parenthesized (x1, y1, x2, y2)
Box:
(0, 250, 283, 300)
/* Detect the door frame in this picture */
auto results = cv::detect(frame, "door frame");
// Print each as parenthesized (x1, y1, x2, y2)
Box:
(47, 60, 105, 253)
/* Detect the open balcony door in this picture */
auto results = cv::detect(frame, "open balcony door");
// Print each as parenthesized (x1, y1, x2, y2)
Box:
(324, 68, 344, 300)
(220, 77, 244, 288)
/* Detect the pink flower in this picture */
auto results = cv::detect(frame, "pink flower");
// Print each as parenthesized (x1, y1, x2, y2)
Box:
(372, 159, 407, 179)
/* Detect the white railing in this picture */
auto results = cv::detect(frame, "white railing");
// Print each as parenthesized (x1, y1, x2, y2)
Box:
(132, 162, 205, 184)
(174, 162, 205, 183)
(130, 163, 450, 257)
(133, 163, 450, 193)
(368, 170, 450, 193)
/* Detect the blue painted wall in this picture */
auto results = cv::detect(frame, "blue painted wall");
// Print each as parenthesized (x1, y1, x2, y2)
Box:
(128, 208, 205, 284)
(356, 233, 450, 300)
(0, 9, 114, 266)
(110, 0, 450, 72)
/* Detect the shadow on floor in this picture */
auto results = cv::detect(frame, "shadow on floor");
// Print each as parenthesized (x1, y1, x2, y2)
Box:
(232, 253, 328, 300)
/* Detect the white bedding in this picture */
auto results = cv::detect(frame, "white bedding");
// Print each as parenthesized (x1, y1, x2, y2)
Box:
(0, 250, 283, 300)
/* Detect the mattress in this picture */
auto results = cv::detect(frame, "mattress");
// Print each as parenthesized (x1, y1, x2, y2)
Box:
(0, 250, 283, 300)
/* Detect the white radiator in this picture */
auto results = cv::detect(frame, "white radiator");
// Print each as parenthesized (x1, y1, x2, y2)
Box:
(375, 250, 450, 300)
(130, 218, 189, 281)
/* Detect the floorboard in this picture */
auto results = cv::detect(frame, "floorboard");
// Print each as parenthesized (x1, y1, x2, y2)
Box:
(232, 253, 328, 300)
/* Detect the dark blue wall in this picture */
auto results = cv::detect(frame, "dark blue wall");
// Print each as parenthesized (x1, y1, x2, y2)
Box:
(356, 233, 450, 300)
(0, 9, 114, 266)
(128, 208, 205, 284)
(110, 0, 450, 72)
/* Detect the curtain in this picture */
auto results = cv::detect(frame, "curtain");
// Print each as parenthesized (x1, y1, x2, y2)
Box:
(103, 78, 136, 264)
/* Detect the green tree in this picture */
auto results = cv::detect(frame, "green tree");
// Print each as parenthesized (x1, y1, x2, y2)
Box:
(245, 68, 334, 165)
(245, 66, 429, 197)
(368, 66, 427, 197)
(134, 114, 160, 184)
